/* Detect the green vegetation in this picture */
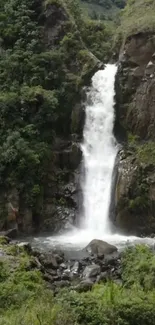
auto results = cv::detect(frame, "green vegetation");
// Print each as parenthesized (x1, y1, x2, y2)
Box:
(119, 136, 155, 218)
(81, 20, 114, 61)
(136, 142, 155, 165)
(80, 0, 126, 20)
(0, 0, 114, 224)
(128, 167, 150, 214)
(128, 134, 155, 165)
(116, 0, 155, 40)
(1, 242, 155, 324)
(122, 245, 155, 290)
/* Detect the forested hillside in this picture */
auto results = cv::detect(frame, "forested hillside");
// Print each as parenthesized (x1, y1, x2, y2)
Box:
(0, 0, 114, 232)
(80, 0, 126, 20)
(117, 0, 155, 39)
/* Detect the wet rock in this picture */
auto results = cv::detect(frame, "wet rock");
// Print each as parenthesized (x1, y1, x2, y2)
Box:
(104, 251, 120, 264)
(53, 275, 60, 282)
(61, 266, 71, 279)
(145, 61, 155, 76)
(40, 254, 58, 269)
(72, 261, 80, 275)
(54, 254, 64, 265)
(75, 279, 94, 292)
(113, 266, 122, 279)
(42, 205, 76, 234)
(53, 249, 64, 260)
(96, 271, 109, 283)
(56, 143, 82, 170)
(101, 263, 109, 272)
(54, 280, 70, 288)
(60, 262, 67, 269)
(33, 256, 45, 271)
(83, 264, 101, 278)
(84, 239, 117, 256)
(43, 273, 54, 283)
(61, 271, 70, 281)
(5, 228, 18, 239)
(48, 269, 57, 276)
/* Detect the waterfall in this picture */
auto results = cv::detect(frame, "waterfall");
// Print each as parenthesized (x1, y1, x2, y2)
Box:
(81, 64, 118, 235)
(42, 63, 154, 249)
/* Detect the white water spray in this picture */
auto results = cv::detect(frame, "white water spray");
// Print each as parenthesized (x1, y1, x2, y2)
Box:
(81, 64, 118, 235)
(40, 63, 155, 250)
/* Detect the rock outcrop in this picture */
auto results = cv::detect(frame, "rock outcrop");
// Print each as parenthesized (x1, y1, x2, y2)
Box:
(116, 32, 155, 140)
(115, 31, 155, 236)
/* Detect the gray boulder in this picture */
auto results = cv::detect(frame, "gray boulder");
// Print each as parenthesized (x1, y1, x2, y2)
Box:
(74, 279, 93, 292)
(0, 228, 18, 239)
(39, 253, 58, 269)
(72, 261, 80, 275)
(83, 264, 101, 278)
(84, 239, 117, 256)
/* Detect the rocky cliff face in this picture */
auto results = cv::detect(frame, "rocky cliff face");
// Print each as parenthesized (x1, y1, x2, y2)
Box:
(114, 31, 155, 236)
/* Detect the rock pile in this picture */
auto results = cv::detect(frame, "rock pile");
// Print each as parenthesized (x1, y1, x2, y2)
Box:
(28, 239, 121, 292)
(0, 237, 122, 292)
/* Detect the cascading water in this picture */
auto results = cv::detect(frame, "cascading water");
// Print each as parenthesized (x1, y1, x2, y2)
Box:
(33, 63, 155, 251)
(81, 64, 118, 235)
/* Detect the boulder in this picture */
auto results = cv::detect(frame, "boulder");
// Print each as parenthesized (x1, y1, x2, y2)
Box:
(83, 264, 101, 279)
(54, 253, 64, 264)
(60, 263, 67, 269)
(72, 261, 80, 275)
(39, 254, 58, 269)
(104, 251, 120, 264)
(43, 273, 54, 284)
(61, 269, 71, 281)
(96, 271, 109, 283)
(75, 279, 93, 292)
(4, 228, 18, 239)
(84, 239, 117, 256)
(53, 280, 70, 288)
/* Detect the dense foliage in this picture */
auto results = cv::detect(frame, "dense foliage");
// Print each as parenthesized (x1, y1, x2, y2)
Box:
(80, 0, 126, 20)
(0, 0, 114, 224)
(1, 243, 155, 324)
(116, 0, 155, 39)
(81, 0, 126, 9)
(0, 0, 59, 215)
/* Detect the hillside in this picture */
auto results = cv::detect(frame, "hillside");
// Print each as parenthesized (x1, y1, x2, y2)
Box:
(80, 0, 126, 20)
(117, 0, 155, 39)
(0, 0, 114, 233)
